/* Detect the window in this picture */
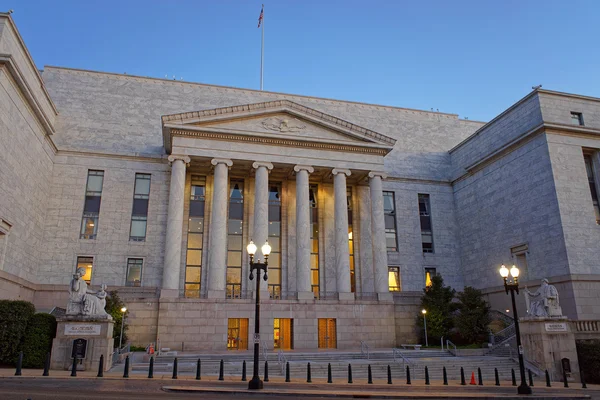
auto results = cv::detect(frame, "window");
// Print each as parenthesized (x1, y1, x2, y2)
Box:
(388, 266, 401, 292)
(76, 256, 94, 283)
(310, 185, 320, 298)
(268, 184, 282, 299)
(130, 173, 151, 241)
(425, 267, 436, 289)
(419, 194, 434, 253)
(80, 170, 104, 239)
(347, 187, 356, 292)
(185, 176, 206, 297)
(383, 192, 398, 251)
(583, 154, 600, 223)
(511, 244, 529, 280)
(126, 258, 143, 287)
(227, 180, 244, 299)
(571, 112, 584, 126)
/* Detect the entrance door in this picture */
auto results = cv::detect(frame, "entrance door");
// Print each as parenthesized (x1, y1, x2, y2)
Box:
(318, 318, 337, 349)
(274, 318, 293, 350)
(227, 318, 249, 350)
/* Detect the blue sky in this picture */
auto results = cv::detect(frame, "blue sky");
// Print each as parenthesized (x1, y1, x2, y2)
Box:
(3, 0, 600, 121)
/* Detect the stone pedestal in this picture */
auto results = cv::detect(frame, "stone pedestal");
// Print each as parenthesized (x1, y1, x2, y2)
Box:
(51, 317, 114, 372)
(519, 317, 579, 382)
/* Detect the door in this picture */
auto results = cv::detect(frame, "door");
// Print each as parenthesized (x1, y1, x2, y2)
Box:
(318, 318, 337, 349)
(227, 318, 249, 350)
(274, 318, 293, 350)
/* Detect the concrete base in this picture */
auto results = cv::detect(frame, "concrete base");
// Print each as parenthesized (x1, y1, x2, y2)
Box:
(207, 290, 225, 299)
(378, 292, 393, 302)
(159, 289, 179, 298)
(50, 317, 114, 372)
(297, 291, 315, 300)
(338, 292, 355, 301)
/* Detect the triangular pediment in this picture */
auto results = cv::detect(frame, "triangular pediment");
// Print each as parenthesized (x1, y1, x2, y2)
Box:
(162, 100, 396, 154)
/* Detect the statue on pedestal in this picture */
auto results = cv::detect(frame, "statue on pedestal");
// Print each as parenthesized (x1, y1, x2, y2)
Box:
(66, 268, 112, 320)
(524, 278, 563, 318)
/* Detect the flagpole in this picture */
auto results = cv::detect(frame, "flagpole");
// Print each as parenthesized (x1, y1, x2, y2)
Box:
(260, 4, 264, 90)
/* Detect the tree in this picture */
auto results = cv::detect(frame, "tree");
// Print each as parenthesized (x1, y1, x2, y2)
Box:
(454, 286, 491, 344)
(105, 291, 128, 348)
(418, 275, 456, 343)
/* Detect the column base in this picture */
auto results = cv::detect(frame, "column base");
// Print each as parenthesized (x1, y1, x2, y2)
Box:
(159, 289, 179, 298)
(207, 290, 225, 299)
(338, 292, 355, 301)
(297, 291, 315, 300)
(377, 292, 393, 302)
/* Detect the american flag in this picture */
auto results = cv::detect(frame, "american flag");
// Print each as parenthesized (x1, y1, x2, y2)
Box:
(257, 5, 264, 28)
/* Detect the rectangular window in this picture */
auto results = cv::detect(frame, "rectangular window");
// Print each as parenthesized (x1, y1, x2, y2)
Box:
(227, 180, 244, 299)
(310, 185, 320, 298)
(268, 183, 282, 299)
(347, 187, 356, 292)
(129, 173, 151, 241)
(126, 258, 143, 287)
(383, 192, 398, 252)
(185, 176, 206, 298)
(583, 154, 600, 223)
(388, 266, 401, 292)
(80, 170, 104, 239)
(76, 256, 94, 284)
(425, 267, 436, 289)
(419, 194, 434, 253)
(571, 112, 584, 126)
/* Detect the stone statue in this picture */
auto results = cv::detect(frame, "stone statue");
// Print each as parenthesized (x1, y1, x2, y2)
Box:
(524, 278, 563, 318)
(66, 268, 112, 319)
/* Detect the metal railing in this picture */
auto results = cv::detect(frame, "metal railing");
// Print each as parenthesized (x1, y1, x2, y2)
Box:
(277, 349, 288, 374)
(523, 357, 544, 378)
(393, 348, 412, 366)
(360, 341, 370, 360)
(445, 340, 457, 356)
(575, 320, 600, 332)
(485, 323, 516, 355)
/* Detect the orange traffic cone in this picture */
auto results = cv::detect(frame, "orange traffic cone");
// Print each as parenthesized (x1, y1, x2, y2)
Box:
(470, 371, 476, 385)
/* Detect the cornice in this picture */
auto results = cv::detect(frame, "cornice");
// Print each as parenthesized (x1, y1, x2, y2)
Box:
(55, 149, 167, 164)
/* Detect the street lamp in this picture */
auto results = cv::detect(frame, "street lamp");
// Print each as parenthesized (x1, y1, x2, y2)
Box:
(499, 264, 532, 395)
(247, 240, 271, 390)
(119, 306, 127, 351)
(422, 309, 428, 347)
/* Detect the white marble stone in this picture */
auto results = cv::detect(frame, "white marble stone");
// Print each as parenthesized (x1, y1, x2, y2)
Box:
(333, 169, 351, 294)
(252, 161, 273, 291)
(294, 165, 313, 296)
(369, 171, 389, 294)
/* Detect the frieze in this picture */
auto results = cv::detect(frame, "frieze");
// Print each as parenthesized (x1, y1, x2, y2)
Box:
(261, 117, 306, 133)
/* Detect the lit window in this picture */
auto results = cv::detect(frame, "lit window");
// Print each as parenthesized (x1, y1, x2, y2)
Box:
(388, 267, 401, 292)
(310, 185, 320, 298)
(383, 192, 398, 252)
(348, 187, 355, 292)
(185, 176, 206, 297)
(268, 183, 282, 299)
(571, 112, 584, 126)
(419, 194, 434, 254)
(126, 258, 143, 287)
(80, 170, 104, 239)
(129, 173, 151, 241)
(226, 180, 244, 299)
(425, 268, 436, 289)
(76, 256, 94, 284)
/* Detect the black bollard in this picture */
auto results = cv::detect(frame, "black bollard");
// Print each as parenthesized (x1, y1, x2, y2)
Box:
(478, 367, 483, 386)
(368, 364, 373, 384)
(387, 365, 392, 384)
(148, 356, 154, 379)
(97, 354, 104, 378)
(43, 352, 51, 377)
(460, 367, 466, 386)
(195, 359, 200, 380)
(242, 360, 247, 381)
(406, 365, 411, 385)
(285, 361, 290, 383)
(443, 366, 448, 385)
(528, 368, 533, 386)
(218, 359, 224, 381)
(15, 351, 23, 376)
(306, 362, 311, 383)
(264, 361, 269, 382)
(495, 368, 500, 386)
(347, 364, 352, 384)
(123, 355, 129, 378)
(581, 369, 587, 389)
(327, 363, 332, 383)
(563, 367, 569, 388)
(545, 370, 551, 387)
(511, 368, 516, 386)
(71, 355, 77, 377)
(172, 357, 178, 379)
(425, 366, 430, 385)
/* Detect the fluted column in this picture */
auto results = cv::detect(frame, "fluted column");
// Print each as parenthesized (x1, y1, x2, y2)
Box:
(294, 165, 314, 300)
(162, 155, 191, 292)
(207, 158, 233, 298)
(252, 161, 273, 292)
(332, 169, 353, 300)
(369, 171, 390, 299)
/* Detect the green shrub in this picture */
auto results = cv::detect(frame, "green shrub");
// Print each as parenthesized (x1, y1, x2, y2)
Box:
(0, 300, 36, 365)
(576, 340, 600, 384)
(130, 345, 146, 352)
(22, 313, 57, 368)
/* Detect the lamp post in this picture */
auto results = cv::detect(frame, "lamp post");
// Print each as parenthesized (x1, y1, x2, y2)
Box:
(119, 306, 127, 351)
(499, 264, 532, 395)
(247, 240, 271, 390)
(422, 309, 428, 347)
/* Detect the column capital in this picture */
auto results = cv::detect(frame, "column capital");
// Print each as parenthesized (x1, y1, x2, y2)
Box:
(210, 158, 233, 167)
(294, 165, 314, 174)
(368, 171, 388, 179)
(332, 168, 351, 177)
(252, 161, 274, 170)
(168, 154, 191, 166)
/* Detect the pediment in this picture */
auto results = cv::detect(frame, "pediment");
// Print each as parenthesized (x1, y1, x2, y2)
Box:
(162, 100, 396, 154)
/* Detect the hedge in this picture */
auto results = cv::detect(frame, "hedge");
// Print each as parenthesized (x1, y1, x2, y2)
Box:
(0, 300, 35, 365)
(22, 313, 57, 368)
(576, 339, 600, 384)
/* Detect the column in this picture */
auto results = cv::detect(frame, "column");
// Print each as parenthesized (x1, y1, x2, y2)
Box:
(332, 169, 353, 300)
(369, 171, 390, 300)
(294, 165, 314, 300)
(252, 161, 273, 292)
(207, 158, 233, 298)
(162, 155, 191, 293)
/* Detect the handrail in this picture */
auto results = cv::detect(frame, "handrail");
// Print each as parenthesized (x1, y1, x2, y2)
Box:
(260, 341, 268, 361)
(393, 348, 412, 366)
(277, 349, 288, 374)
(523, 357, 544, 378)
(485, 323, 516, 355)
(360, 341, 370, 360)
(445, 340, 457, 356)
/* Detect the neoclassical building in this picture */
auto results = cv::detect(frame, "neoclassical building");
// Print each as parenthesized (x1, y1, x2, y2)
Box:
(1, 14, 600, 351)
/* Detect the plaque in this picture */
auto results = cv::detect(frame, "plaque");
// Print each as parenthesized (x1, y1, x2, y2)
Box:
(64, 324, 101, 336)
(545, 322, 568, 332)
(71, 338, 88, 359)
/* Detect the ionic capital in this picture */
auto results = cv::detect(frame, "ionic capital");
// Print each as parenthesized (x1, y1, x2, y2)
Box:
(210, 158, 233, 168)
(368, 171, 388, 179)
(294, 165, 314, 174)
(168, 154, 191, 166)
(332, 168, 351, 177)
(252, 161, 274, 171)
